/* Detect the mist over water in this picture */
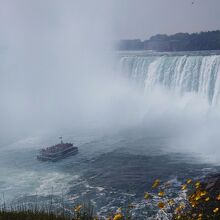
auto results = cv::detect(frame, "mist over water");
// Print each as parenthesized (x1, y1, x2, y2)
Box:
(0, 0, 120, 143)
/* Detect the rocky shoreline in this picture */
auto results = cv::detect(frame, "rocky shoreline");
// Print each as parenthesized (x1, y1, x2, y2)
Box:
(175, 173, 220, 220)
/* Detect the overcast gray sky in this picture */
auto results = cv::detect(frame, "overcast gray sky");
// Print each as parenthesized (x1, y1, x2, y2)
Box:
(113, 0, 220, 40)
(0, 0, 220, 42)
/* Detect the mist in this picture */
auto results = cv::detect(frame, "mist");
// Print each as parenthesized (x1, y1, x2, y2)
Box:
(1, 0, 220, 166)
(0, 0, 129, 143)
(136, 85, 220, 164)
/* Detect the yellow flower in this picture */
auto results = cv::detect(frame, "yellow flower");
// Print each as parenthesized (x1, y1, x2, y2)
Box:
(205, 197, 210, 202)
(213, 207, 219, 213)
(158, 191, 165, 197)
(181, 184, 187, 190)
(195, 195, 201, 201)
(113, 213, 123, 220)
(144, 192, 152, 199)
(158, 202, 165, 209)
(74, 205, 82, 212)
(189, 193, 195, 200)
(191, 201, 197, 207)
(179, 203, 185, 209)
(152, 179, 160, 188)
(187, 179, 192, 184)
(195, 181, 200, 188)
(216, 194, 220, 200)
(168, 199, 174, 206)
(200, 191, 207, 197)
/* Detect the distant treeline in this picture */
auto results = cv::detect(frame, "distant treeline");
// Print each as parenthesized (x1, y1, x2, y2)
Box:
(117, 30, 220, 51)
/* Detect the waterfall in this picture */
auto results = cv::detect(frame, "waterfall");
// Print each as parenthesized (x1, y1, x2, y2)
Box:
(118, 54, 220, 105)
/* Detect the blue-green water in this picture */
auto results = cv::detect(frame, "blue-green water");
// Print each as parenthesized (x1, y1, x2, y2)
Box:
(0, 130, 219, 219)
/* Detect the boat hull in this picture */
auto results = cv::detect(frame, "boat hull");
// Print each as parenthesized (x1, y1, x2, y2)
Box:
(37, 148, 78, 162)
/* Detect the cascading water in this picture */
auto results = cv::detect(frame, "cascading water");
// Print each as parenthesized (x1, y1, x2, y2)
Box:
(117, 53, 220, 105)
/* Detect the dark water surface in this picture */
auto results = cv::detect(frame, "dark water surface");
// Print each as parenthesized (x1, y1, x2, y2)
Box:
(1, 132, 219, 219)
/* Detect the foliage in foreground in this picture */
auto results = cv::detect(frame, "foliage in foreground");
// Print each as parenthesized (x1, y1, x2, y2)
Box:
(0, 210, 66, 220)
(0, 176, 219, 220)
(0, 203, 95, 220)
(143, 177, 220, 220)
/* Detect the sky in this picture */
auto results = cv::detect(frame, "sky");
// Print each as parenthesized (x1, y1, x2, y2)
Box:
(0, 0, 220, 42)
(113, 0, 220, 40)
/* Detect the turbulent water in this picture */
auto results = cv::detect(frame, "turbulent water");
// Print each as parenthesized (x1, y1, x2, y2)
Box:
(1, 51, 220, 219)
(117, 51, 220, 105)
(1, 132, 219, 219)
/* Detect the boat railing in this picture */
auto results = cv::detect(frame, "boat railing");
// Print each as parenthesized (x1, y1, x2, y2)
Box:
(40, 145, 76, 156)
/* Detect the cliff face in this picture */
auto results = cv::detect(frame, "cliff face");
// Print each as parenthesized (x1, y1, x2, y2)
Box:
(117, 31, 220, 51)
